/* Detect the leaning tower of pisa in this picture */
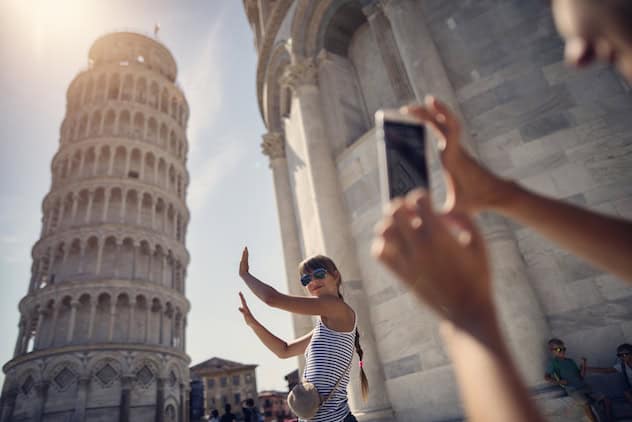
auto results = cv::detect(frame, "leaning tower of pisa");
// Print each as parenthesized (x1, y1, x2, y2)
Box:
(0, 32, 191, 422)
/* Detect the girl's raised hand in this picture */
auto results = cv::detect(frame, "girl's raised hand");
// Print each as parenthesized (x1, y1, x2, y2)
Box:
(239, 247, 250, 277)
(238, 292, 256, 327)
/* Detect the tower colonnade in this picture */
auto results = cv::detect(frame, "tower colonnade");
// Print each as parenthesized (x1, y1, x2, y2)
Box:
(1, 31, 192, 422)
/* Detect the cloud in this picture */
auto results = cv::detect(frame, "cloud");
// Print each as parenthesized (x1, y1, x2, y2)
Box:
(180, 16, 225, 154)
(187, 140, 247, 214)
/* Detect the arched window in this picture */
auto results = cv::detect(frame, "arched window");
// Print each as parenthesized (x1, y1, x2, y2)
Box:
(136, 77, 147, 104)
(108, 73, 120, 100)
(84, 78, 94, 105)
(95, 74, 106, 102)
(170, 97, 177, 119)
(121, 74, 134, 101)
(160, 88, 168, 113)
(133, 112, 145, 139)
(147, 118, 157, 143)
(118, 110, 131, 136)
(89, 110, 102, 137)
(149, 82, 159, 109)
(103, 109, 116, 136)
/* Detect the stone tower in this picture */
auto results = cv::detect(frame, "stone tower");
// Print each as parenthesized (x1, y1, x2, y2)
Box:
(0, 32, 191, 422)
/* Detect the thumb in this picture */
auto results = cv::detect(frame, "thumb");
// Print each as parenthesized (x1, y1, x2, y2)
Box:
(441, 211, 484, 249)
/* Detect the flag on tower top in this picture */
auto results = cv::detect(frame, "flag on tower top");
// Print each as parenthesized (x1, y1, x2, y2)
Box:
(154, 23, 160, 37)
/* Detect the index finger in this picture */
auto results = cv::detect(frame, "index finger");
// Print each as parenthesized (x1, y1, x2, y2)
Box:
(239, 291, 248, 307)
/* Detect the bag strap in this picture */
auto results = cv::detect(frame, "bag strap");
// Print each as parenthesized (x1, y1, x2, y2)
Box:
(320, 354, 355, 406)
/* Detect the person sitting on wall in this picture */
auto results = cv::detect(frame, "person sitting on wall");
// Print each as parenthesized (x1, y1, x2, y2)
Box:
(544, 338, 613, 422)
(583, 343, 632, 404)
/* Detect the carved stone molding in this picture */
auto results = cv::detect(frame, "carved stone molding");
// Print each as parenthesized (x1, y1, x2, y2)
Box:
(279, 58, 318, 91)
(261, 132, 285, 160)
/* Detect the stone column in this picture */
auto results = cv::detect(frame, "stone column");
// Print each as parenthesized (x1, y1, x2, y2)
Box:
(159, 306, 165, 345)
(102, 190, 111, 222)
(13, 319, 25, 357)
(70, 194, 79, 221)
(120, 192, 128, 223)
(362, 1, 415, 103)
(108, 300, 116, 341)
(0, 389, 17, 422)
(87, 299, 97, 340)
(34, 310, 45, 350)
(85, 191, 94, 223)
(95, 241, 105, 275)
(155, 377, 166, 422)
(48, 304, 60, 348)
(280, 58, 393, 419)
(66, 301, 79, 343)
(33, 381, 50, 422)
(119, 376, 134, 422)
(381, 0, 551, 385)
(261, 132, 313, 373)
(70, 378, 90, 422)
(131, 243, 138, 280)
(145, 302, 152, 343)
(128, 299, 137, 342)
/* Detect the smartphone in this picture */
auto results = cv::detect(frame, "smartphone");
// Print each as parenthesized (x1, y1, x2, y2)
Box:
(376, 109, 429, 203)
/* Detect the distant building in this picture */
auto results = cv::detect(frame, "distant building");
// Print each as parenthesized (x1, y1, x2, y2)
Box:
(190, 357, 258, 419)
(284, 369, 298, 392)
(258, 390, 292, 422)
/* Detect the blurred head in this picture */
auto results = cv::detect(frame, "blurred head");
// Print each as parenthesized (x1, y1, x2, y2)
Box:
(211, 409, 219, 418)
(617, 343, 632, 365)
(298, 255, 341, 298)
(551, 0, 632, 81)
(245, 398, 255, 407)
(548, 338, 567, 357)
(224, 404, 231, 413)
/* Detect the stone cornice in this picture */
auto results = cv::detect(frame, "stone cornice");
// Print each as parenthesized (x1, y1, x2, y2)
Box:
(32, 223, 190, 264)
(19, 278, 190, 314)
(43, 176, 190, 221)
(3, 343, 190, 374)
(261, 132, 285, 160)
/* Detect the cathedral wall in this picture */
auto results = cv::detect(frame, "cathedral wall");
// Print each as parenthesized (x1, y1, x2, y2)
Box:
(415, 0, 632, 367)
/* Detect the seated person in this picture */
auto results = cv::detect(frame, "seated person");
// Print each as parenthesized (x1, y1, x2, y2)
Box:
(545, 338, 613, 421)
(584, 343, 632, 404)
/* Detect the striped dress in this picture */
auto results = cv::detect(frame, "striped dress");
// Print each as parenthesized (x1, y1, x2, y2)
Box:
(302, 316, 356, 422)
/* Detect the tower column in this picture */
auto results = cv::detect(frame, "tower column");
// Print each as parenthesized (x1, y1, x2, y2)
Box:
(87, 298, 97, 340)
(280, 57, 393, 418)
(66, 300, 79, 343)
(33, 381, 50, 422)
(70, 378, 89, 422)
(261, 132, 313, 373)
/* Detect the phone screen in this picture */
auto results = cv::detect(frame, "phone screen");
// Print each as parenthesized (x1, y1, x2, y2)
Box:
(384, 120, 428, 199)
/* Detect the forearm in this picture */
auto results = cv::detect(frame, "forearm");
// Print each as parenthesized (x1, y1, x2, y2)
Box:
(493, 182, 632, 282)
(441, 307, 545, 422)
(241, 272, 280, 305)
(247, 318, 290, 358)
(586, 367, 617, 374)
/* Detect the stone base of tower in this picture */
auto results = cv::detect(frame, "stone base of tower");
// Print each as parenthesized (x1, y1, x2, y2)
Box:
(0, 345, 190, 422)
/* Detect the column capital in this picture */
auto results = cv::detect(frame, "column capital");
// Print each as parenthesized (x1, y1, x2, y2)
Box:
(261, 132, 285, 160)
(362, 0, 386, 18)
(279, 57, 318, 91)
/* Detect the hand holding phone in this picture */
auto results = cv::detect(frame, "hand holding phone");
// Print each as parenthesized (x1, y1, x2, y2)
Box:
(376, 109, 429, 203)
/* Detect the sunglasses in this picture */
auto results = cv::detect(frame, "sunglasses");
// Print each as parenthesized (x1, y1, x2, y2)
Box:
(300, 268, 327, 287)
(617, 352, 631, 358)
(551, 347, 566, 353)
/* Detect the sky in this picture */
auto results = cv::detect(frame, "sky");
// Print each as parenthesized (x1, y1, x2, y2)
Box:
(0, 0, 297, 391)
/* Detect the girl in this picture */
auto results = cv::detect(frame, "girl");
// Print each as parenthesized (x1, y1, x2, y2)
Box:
(237, 247, 367, 422)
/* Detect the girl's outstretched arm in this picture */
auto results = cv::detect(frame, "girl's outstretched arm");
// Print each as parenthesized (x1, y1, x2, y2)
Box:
(239, 247, 348, 319)
(238, 292, 312, 358)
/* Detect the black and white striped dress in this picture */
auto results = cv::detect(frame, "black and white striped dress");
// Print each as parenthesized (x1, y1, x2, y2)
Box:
(302, 316, 355, 422)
